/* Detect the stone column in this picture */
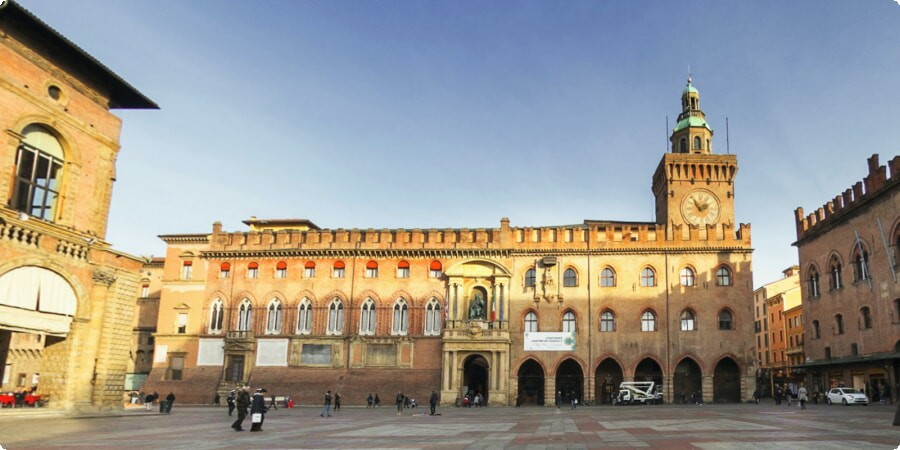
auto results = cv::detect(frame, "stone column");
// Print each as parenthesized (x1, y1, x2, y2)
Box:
(702, 375, 714, 403)
(75, 270, 117, 409)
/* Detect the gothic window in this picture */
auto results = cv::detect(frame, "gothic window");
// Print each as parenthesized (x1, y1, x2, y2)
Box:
(360, 298, 376, 335)
(392, 298, 409, 335)
(563, 268, 577, 287)
(296, 298, 312, 334)
(219, 262, 231, 279)
(524, 311, 537, 332)
(853, 246, 870, 282)
(600, 310, 616, 332)
(718, 309, 733, 330)
(429, 261, 443, 278)
(247, 262, 259, 279)
(641, 310, 657, 332)
(397, 260, 410, 278)
(834, 314, 844, 335)
(680, 309, 696, 331)
(365, 260, 378, 278)
(208, 299, 224, 334)
(716, 266, 732, 286)
(275, 261, 287, 279)
(860, 306, 872, 329)
(237, 299, 252, 331)
(11, 124, 64, 221)
(333, 261, 345, 278)
(829, 255, 843, 290)
(562, 311, 576, 333)
(640, 267, 656, 287)
(680, 267, 695, 287)
(600, 267, 616, 287)
(425, 298, 441, 336)
(807, 266, 820, 298)
(266, 299, 283, 334)
(525, 268, 536, 288)
(327, 299, 344, 335)
(304, 261, 316, 278)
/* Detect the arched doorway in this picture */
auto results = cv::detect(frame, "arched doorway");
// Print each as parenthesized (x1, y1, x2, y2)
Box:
(555, 359, 584, 405)
(634, 358, 663, 385)
(463, 355, 489, 403)
(713, 357, 741, 403)
(595, 358, 623, 404)
(673, 358, 702, 404)
(517, 359, 544, 406)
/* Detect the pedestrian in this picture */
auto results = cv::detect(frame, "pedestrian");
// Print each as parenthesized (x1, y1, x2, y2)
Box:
(334, 393, 341, 411)
(775, 386, 783, 405)
(786, 386, 793, 406)
(396, 391, 404, 412)
(429, 390, 439, 416)
(214, 392, 221, 406)
(269, 394, 278, 411)
(374, 393, 381, 408)
(165, 392, 175, 413)
(680, 389, 687, 405)
(227, 390, 236, 416)
(250, 388, 267, 432)
(753, 388, 760, 405)
(144, 392, 154, 411)
(367, 393, 374, 408)
(232, 386, 251, 432)
(798, 384, 808, 410)
(571, 392, 578, 410)
(555, 391, 561, 408)
(320, 390, 332, 417)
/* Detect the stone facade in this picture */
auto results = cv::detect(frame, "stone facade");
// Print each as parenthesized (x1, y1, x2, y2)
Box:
(143, 81, 755, 406)
(0, 2, 156, 410)
(794, 154, 900, 403)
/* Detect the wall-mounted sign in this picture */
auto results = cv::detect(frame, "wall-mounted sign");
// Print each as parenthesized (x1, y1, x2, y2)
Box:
(524, 331, 576, 351)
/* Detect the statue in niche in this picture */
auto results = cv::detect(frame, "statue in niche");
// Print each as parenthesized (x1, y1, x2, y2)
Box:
(468, 292, 486, 320)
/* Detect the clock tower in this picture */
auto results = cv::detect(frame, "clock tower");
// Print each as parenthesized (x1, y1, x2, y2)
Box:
(652, 79, 737, 228)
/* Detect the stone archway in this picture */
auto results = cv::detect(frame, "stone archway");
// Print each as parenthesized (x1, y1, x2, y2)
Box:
(713, 357, 741, 403)
(635, 358, 663, 385)
(674, 358, 702, 404)
(463, 354, 489, 402)
(555, 359, 584, 405)
(517, 359, 544, 406)
(595, 358, 623, 404)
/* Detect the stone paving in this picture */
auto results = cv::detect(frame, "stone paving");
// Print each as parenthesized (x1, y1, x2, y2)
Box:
(0, 402, 898, 449)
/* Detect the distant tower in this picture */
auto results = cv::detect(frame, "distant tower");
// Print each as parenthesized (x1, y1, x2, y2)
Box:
(670, 77, 713, 155)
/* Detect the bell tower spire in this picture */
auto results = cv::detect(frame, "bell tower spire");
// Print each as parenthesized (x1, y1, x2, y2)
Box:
(670, 76, 713, 155)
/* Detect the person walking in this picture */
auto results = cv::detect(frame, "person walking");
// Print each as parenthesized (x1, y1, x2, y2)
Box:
(367, 393, 374, 408)
(214, 392, 221, 407)
(232, 386, 251, 432)
(396, 391, 404, 412)
(227, 390, 236, 416)
(334, 393, 341, 411)
(320, 390, 333, 417)
(250, 388, 268, 432)
(429, 390, 439, 416)
(144, 392, 154, 411)
(798, 384, 808, 410)
(786, 385, 794, 406)
(753, 388, 761, 405)
(374, 393, 381, 408)
(165, 392, 176, 413)
(269, 394, 278, 411)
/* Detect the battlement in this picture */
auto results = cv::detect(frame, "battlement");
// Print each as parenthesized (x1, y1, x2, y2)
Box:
(795, 154, 900, 241)
(207, 216, 751, 253)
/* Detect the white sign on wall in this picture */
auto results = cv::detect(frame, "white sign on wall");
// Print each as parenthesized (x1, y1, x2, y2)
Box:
(154, 344, 168, 363)
(256, 339, 288, 366)
(197, 338, 225, 366)
(524, 332, 576, 351)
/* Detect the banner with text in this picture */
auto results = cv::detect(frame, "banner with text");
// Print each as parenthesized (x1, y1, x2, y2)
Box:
(524, 331, 576, 351)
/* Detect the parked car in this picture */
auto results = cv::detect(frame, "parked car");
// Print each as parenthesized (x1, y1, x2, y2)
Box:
(825, 388, 869, 406)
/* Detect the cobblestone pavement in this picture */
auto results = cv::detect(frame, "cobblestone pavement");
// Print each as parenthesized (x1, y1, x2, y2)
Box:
(0, 402, 898, 449)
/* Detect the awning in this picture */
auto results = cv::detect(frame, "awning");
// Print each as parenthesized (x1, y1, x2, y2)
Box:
(794, 351, 900, 369)
(0, 304, 72, 336)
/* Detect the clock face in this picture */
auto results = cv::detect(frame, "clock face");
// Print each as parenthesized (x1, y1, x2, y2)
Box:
(681, 191, 720, 226)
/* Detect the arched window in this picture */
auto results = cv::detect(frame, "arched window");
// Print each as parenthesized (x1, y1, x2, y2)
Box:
(718, 309, 733, 330)
(835, 314, 844, 335)
(392, 298, 409, 335)
(853, 247, 870, 282)
(247, 262, 259, 279)
(304, 261, 316, 278)
(266, 299, 282, 334)
(680, 267, 695, 287)
(860, 306, 872, 329)
(425, 298, 442, 336)
(600, 268, 616, 287)
(12, 124, 65, 221)
(693, 136, 702, 150)
(829, 255, 843, 290)
(807, 267, 820, 298)
(333, 261, 345, 278)
(680, 309, 696, 331)
(429, 261, 443, 278)
(716, 266, 732, 286)
(397, 260, 410, 278)
(640, 267, 656, 287)
(600, 310, 616, 332)
(237, 299, 252, 331)
(679, 138, 687, 153)
(360, 298, 376, 335)
(525, 268, 536, 288)
(562, 311, 576, 333)
(563, 268, 577, 287)
(275, 261, 287, 279)
(327, 299, 344, 335)
(641, 310, 657, 332)
(365, 260, 378, 278)
(296, 298, 312, 334)
(524, 311, 538, 332)
(219, 262, 231, 279)
(208, 299, 224, 334)
(812, 320, 820, 339)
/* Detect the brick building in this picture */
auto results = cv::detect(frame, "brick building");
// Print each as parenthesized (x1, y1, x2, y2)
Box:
(794, 154, 900, 403)
(142, 80, 755, 406)
(752, 267, 800, 397)
(0, 2, 156, 409)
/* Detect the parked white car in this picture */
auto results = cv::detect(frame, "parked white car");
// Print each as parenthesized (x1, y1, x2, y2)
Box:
(825, 388, 869, 406)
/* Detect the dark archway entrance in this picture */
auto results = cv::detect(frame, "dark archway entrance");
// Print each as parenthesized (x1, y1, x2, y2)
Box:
(555, 359, 584, 405)
(595, 358, 623, 404)
(673, 358, 702, 404)
(517, 359, 544, 406)
(463, 355, 489, 403)
(713, 357, 741, 403)
(634, 358, 663, 385)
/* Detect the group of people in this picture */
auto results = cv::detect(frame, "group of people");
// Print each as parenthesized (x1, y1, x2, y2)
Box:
(141, 391, 176, 413)
(366, 393, 381, 408)
(460, 392, 484, 407)
(230, 386, 270, 432)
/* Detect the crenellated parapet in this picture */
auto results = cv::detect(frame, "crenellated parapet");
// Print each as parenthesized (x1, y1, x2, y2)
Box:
(794, 154, 900, 241)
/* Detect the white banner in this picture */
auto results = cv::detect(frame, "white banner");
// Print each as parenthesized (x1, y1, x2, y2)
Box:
(197, 338, 224, 366)
(524, 331, 576, 351)
(256, 339, 288, 366)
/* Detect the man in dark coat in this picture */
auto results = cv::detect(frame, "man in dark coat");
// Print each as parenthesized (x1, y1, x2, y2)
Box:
(232, 386, 251, 431)
(250, 388, 268, 432)
(396, 391, 404, 412)
(227, 390, 236, 416)
(429, 390, 439, 416)
(165, 392, 175, 413)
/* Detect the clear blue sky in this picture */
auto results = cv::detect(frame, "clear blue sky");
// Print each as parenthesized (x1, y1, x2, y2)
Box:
(21, 0, 900, 288)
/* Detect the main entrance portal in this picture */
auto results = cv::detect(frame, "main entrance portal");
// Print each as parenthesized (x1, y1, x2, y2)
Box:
(463, 355, 489, 402)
